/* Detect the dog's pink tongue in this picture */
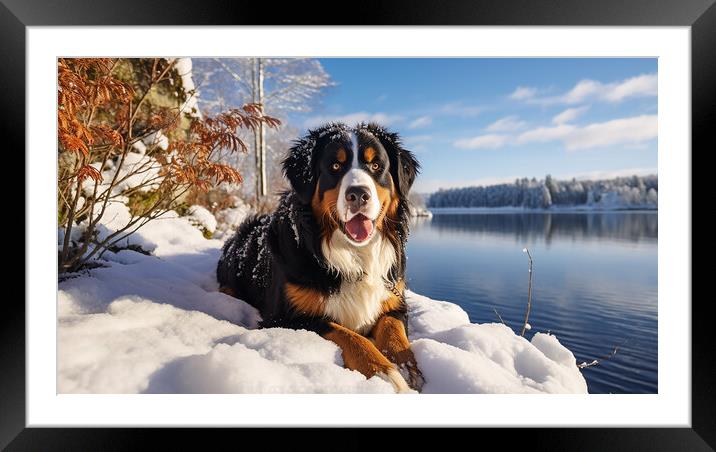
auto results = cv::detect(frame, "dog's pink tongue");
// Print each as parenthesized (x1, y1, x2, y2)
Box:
(345, 215, 373, 242)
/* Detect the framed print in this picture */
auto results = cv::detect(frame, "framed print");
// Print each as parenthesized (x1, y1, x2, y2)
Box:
(4, 0, 712, 449)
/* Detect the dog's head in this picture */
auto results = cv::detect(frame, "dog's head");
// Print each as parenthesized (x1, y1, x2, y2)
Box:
(283, 122, 419, 247)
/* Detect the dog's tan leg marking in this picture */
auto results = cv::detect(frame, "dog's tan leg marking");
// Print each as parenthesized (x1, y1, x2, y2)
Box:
(323, 322, 412, 393)
(371, 315, 424, 392)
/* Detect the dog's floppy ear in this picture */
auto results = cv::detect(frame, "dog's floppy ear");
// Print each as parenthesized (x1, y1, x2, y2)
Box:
(362, 123, 420, 197)
(283, 133, 318, 204)
(283, 123, 351, 204)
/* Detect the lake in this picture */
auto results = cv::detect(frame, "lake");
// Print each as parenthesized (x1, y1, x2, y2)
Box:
(404, 211, 658, 394)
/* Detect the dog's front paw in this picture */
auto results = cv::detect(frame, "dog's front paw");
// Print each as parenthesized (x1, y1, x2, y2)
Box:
(400, 359, 425, 392)
(376, 367, 416, 393)
(390, 348, 424, 392)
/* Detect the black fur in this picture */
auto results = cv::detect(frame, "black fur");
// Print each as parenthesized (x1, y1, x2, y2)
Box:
(216, 123, 419, 334)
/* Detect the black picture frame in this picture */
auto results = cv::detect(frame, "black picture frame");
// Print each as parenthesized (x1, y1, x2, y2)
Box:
(3, 0, 710, 449)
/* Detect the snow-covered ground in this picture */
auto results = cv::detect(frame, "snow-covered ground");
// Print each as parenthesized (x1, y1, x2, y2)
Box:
(58, 206, 588, 394)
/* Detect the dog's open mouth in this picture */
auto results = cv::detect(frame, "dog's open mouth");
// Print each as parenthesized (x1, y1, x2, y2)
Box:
(343, 213, 375, 243)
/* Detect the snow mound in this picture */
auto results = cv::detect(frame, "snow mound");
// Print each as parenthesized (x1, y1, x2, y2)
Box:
(407, 290, 471, 338)
(145, 330, 393, 394)
(59, 297, 243, 393)
(58, 199, 158, 254)
(58, 214, 587, 394)
(187, 205, 218, 234)
(213, 198, 251, 240)
(406, 291, 586, 393)
(411, 326, 586, 394)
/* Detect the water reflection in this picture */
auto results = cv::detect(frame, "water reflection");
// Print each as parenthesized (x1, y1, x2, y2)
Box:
(420, 212, 657, 245)
(405, 212, 658, 394)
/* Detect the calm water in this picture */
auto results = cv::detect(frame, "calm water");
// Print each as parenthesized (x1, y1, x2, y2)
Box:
(405, 211, 657, 394)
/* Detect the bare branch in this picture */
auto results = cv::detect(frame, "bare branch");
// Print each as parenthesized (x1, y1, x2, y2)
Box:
(493, 308, 510, 330)
(577, 340, 626, 369)
(520, 247, 534, 337)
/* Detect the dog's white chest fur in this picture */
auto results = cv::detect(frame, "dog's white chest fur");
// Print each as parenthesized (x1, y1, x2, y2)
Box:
(322, 231, 396, 334)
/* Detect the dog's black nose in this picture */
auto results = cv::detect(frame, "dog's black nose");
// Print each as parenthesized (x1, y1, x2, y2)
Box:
(346, 186, 371, 211)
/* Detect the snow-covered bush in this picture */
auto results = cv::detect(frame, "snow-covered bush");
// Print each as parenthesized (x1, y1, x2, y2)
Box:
(57, 58, 279, 273)
(186, 205, 218, 238)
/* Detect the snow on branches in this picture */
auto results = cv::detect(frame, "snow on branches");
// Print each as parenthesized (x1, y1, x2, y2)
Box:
(57, 58, 280, 274)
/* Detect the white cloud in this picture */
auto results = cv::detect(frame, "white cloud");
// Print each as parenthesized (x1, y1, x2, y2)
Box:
(454, 134, 509, 150)
(603, 73, 658, 102)
(517, 114, 657, 150)
(485, 115, 527, 132)
(552, 106, 589, 124)
(516, 124, 575, 144)
(439, 102, 486, 117)
(562, 114, 657, 150)
(509, 86, 537, 100)
(408, 116, 433, 129)
(303, 112, 402, 129)
(514, 73, 657, 105)
(562, 80, 602, 104)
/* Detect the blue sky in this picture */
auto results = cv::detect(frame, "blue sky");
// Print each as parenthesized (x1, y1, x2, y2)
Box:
(292, 58, 657, 193)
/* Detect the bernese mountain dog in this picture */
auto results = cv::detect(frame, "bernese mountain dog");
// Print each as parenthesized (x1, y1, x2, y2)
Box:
(217, 122, 423, 393)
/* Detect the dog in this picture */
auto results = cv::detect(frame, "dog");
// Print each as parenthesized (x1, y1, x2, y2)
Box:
(217, 122, 423, 392)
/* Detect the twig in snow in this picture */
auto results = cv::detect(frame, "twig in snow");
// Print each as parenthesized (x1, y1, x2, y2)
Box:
(520, 247, 534, 337)
(577, 340, 626, 369)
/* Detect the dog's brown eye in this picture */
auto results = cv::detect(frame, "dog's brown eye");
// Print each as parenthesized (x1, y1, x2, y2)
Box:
(331, 162, 341, 171)
(370, 162, 380, 171)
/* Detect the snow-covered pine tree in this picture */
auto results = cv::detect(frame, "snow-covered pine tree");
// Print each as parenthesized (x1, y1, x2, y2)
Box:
(427, 174, 657, 210)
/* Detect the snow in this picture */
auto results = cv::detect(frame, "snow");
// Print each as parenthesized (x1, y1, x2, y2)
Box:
(146, 330, 392, 394)
(406, 292, 586, 393)
(131, 140, 147, 155)
(405, 291, 470, 338)
(410, 327, 586, 393)
(409, 205, 433, 218)
(83, 151, 163, 198)
(59, 297, 244, 393)
(173, 57, 201, 118)
(58, 198, 156, 254)
(213, 198, 251, 240)
(428, 174, 657, 210)
(142, 130, 169, 151)
(58, 211, 588, 394)
(187, 205, 217, 234)
(80, 131, 172, 198)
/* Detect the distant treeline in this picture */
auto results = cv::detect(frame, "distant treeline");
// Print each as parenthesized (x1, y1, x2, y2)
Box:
(427, 175, 658, 210)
